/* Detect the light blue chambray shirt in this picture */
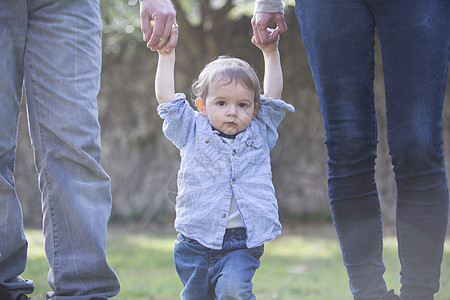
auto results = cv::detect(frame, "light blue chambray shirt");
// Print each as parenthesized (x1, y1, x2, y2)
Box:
(157, 93, 295, 249)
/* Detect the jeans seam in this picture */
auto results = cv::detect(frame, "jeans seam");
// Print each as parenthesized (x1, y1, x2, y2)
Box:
(26, 41, 61, 294)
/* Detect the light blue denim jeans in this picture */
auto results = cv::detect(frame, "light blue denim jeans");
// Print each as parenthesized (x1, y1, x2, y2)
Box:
(0, 0, 120, 299)
(174, 228, 264, 300)
(295, 0, 449, 299)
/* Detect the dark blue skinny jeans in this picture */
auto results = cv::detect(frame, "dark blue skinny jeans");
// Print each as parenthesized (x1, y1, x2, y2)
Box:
(295, 0, 449, 299)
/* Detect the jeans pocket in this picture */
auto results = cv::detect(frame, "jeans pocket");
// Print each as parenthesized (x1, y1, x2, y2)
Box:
(176, 233, 205, 251)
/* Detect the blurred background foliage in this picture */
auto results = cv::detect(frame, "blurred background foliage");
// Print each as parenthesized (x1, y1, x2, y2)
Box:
(15, 0, 449, 228)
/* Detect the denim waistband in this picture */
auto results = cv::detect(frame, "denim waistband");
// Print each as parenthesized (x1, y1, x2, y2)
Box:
(223, 227, 247, 241)
(178, 227, 248, 250)
(221, 227, 248, 251)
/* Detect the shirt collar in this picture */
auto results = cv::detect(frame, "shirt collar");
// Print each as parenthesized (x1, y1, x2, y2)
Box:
(212, 127, 238, 139)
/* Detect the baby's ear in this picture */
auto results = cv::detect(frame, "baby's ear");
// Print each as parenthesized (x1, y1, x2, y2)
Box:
(252, 101, 260, 118)
(195, 98, 207, 116)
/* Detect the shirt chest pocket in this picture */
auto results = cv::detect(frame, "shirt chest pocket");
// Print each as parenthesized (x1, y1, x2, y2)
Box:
(196, 135, 221, 164)
(243, 137, 266, 165)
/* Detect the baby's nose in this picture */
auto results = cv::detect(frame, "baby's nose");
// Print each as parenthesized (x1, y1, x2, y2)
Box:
(227, 105, 237, 116)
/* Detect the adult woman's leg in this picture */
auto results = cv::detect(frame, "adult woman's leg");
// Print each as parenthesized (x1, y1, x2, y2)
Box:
(296, 0, 388, 298)
(375, 1, 450, 299)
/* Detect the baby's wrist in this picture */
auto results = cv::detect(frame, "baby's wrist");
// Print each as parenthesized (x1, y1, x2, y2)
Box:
(263, 48, 280, 57)
(158, 49, 175, 56)
(158, 51, 176, 64)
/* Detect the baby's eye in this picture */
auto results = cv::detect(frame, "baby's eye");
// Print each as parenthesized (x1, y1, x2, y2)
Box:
(238, 103, 248, 108)
(217, 101, 226, 106)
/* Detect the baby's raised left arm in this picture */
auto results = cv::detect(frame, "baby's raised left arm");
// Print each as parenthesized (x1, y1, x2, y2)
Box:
(252, 34, 283, 99)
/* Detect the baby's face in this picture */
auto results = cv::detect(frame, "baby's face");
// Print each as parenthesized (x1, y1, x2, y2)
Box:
(198, 81, 258, 136)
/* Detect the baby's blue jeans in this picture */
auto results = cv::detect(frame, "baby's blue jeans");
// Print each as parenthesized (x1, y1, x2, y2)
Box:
(174, 228, 264, 300)
(295, 0, 450, 299)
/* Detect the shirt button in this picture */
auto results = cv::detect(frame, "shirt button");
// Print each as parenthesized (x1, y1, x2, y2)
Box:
(221, 213, 226, 218)
(205, 138, 210, 144)
(232, 150, 237, 156)
(232, 179, 235, 184)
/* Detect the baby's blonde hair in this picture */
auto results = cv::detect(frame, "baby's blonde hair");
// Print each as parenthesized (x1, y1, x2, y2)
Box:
(191, 56, 261, 104)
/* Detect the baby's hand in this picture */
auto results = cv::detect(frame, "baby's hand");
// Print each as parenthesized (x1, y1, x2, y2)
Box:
(252, 28, 279, 54)
(154, 24, 178, 54)
(157, 46, 174, 55)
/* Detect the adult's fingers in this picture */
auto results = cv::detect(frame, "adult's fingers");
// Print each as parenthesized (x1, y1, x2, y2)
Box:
(251, 14, 269, 44)
(266, 27, 280, 44)
(274, 14, 288, 33)
(140, 9, 151, 41)
(147, 15, 167, 49)
(149, 17, 176, 50)
(164, 26, 179, 52)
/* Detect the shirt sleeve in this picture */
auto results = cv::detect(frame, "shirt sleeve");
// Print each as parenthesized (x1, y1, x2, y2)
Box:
(254, 0, 284, 14)
(256, 96, 295, 149)
(157, 93, 196, 149)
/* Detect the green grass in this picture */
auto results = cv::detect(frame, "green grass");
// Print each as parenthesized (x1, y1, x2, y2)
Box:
(23, 223, 450, 299)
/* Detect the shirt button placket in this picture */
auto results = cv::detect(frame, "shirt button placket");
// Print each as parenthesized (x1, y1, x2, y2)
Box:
(231, 149, 237, 185)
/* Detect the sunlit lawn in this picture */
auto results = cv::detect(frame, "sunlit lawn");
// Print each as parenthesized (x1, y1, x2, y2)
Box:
(23, 223, 450, 299)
